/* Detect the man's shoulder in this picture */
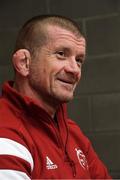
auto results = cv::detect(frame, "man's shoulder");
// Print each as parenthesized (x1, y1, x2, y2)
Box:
(0, 96, 29, 140)
(67, 118, 82, 130)
(0, 96, 10, 110)
(0, 97, 19, 124)
(67, 118, 90, 149)
(67, 118, 86, 137)
(0, 97, 34, 152)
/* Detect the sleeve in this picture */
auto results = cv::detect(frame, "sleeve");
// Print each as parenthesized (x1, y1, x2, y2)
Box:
(68, 119, 112, 179)
(0, 128, 33, 180)
(86, 139, 112, 179)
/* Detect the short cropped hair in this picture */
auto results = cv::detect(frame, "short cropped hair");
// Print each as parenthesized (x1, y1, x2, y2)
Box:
(14, 14, 83, 56)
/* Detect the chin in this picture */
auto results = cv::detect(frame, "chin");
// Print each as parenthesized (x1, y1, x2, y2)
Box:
(55, 94, 74, 103)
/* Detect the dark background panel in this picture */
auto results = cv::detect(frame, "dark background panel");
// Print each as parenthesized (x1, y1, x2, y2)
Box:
(0, 0, 120, 178)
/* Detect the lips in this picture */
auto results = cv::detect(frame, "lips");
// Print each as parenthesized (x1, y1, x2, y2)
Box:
(57, 78, 75, 84)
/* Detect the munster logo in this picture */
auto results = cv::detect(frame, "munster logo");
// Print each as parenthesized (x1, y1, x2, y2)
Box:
(75, 148, 88, 170)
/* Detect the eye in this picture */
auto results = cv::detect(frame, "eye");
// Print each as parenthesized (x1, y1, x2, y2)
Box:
(76, 58, 84, 67)
(57, 51, 64, 56)
(56, 50, 66, 59)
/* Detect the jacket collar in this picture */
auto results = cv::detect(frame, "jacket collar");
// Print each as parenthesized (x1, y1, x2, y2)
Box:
(2, 81, 68, 124)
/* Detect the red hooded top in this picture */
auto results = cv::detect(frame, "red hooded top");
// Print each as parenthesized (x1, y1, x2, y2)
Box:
(0, 81, 111, 179)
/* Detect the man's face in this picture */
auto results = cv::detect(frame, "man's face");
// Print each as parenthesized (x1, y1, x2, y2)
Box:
(28, 25, 86, 104)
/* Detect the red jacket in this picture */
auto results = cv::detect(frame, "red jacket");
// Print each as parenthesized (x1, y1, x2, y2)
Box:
(0, 81, 111, 179)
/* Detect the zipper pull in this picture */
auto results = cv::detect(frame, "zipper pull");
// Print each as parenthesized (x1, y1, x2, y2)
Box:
(70, 160, 76, 177)
(65, 151, 76, 178)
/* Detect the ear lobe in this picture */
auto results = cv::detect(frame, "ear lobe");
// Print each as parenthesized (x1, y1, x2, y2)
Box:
(12, 49, 31, 76)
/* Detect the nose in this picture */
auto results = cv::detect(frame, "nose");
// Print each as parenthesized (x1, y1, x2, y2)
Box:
(64, 58, 81, 79)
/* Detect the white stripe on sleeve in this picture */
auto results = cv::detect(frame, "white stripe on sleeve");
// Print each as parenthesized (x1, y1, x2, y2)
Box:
(0, 169, 31, 180)
(0, 138, 34, 171)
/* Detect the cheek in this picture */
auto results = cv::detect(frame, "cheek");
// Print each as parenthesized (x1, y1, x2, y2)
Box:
(77, 70, 81, 81)
(41, 66, 52, 86)
(43, 66, 47, 74)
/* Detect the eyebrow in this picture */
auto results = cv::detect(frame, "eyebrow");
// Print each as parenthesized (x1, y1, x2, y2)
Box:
(56, 46, 86, 57)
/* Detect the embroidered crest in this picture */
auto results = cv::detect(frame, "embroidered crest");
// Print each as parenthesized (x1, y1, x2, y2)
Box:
(75, 148, 88, 170)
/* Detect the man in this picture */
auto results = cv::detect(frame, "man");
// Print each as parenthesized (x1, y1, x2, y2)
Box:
(0, 15, 111, 179)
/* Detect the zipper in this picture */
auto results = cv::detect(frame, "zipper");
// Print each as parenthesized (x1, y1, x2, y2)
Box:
(65, 150, 76, 177)
(52, 122, 76, 177)
(61, 105, 76, 178)
(51, 108, 76, 178)
(50, 117, 65, 150)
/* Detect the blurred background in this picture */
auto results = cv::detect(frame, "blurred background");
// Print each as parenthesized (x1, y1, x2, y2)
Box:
(0, 0, 120, 178)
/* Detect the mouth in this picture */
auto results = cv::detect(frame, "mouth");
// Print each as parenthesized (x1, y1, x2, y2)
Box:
(57, 77, 75, 84)
(57, 78, 75, 90)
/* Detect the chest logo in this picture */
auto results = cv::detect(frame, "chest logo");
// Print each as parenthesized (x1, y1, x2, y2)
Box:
(75, 148, 88, 170)
(46, 156, 58, 170)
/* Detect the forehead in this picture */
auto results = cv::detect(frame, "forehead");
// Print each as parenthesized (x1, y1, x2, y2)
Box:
(46, 25, 86, 51)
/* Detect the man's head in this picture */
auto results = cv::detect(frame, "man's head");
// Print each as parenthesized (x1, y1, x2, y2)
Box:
(12, 15, 86, 107)
(14, 15, 83, 57)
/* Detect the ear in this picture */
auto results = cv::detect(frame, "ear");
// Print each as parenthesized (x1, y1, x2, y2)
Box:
(12, 49, 31, 76)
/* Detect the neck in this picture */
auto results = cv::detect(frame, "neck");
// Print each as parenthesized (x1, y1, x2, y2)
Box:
(13, 80, 59, 118)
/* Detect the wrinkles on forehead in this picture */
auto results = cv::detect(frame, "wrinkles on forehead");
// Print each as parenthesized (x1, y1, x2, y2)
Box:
(45, 25, 86, 56)
(47, 25, 85, 45)
(54, 34, 85, 46)
(47, 24, 81, 37)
